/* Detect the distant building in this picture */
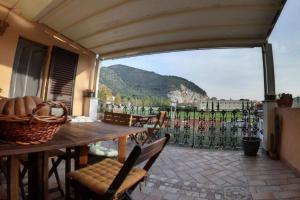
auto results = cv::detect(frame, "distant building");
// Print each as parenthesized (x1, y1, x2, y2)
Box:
(292, 97, 300, 108)
(198, 98, 254, 111)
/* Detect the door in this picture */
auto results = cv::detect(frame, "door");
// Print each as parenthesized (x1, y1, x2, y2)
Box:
(10, 38, 47, 97)
(47, 46, 78, 115)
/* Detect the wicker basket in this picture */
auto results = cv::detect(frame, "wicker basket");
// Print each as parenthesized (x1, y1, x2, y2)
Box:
(0, 101, 68, 145)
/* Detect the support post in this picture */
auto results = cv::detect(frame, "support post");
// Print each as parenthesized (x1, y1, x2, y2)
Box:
(28, 152, 49, 200)
(261, 43, 278, 158)
(262, 43, 276, 100)
(83, 55, 101, 121)
(7, 156, 19, 200)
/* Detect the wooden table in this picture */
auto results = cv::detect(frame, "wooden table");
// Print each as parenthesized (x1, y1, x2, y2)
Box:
(0, 122, 146, 200)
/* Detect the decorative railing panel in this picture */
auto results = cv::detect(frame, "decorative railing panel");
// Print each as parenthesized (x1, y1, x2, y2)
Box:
(98, 103, 262, 149)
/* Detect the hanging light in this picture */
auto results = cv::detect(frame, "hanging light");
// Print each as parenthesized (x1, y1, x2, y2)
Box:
(0, 19, 9, 36)
(0, 0, 20, 36)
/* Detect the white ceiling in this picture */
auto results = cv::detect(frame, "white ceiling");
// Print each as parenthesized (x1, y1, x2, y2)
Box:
(1, 0, 286, 59)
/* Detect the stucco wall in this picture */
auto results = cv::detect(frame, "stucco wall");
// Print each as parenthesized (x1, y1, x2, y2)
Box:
(277, 108, 300, 174)
(0, 6, 96, 115)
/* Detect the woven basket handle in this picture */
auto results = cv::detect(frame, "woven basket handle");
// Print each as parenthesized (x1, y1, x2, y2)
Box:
(30, 100, 68, 123)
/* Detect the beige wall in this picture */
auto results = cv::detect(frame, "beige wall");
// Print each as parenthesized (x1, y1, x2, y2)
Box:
(0, 6, 96, 115)
(277, 108, 300, 174)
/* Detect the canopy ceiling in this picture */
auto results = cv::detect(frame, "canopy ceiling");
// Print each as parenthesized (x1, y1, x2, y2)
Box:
(1, 0, 286, 59)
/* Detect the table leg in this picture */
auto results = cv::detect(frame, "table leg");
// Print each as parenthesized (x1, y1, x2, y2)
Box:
(74, 145, 88, 170)
(28, 151, 49, 200)
(65, 148, 72, 199)
(73, 145, 88, 199)
(7, 155, 19, 200)
(118, 136, 127, 163)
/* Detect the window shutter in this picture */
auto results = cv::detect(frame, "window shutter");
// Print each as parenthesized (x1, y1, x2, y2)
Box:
(47, 46, 78, 115)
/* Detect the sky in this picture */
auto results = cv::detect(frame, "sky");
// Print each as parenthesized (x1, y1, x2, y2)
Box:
(102, 0, 300, 101)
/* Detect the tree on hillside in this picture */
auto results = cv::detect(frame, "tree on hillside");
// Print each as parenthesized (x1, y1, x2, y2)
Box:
(114, 93, 121, 105)
(98, 85, 112, 103)
(142, 96, 151, 106)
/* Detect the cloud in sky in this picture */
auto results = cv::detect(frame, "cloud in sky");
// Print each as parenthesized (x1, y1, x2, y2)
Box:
(102, 0, 300, 101)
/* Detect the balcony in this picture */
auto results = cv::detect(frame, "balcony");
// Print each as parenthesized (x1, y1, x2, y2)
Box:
(2, 0, 300, 199)
(1, 141, 299, 200)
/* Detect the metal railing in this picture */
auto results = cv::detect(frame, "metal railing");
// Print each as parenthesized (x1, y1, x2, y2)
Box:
(98, 103, 262, 150)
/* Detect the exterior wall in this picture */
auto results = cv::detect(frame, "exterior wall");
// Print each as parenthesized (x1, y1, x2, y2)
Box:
(0, 6, 96, 115)
(277, 108, 300, 174)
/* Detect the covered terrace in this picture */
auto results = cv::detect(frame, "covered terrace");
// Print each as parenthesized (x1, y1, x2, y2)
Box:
(1, 0, 300, 199)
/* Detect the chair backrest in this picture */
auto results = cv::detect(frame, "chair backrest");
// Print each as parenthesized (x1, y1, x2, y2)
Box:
(153, 111, 167, 129)
(106, 133, 170, 198)
(102, 112, 132, 126)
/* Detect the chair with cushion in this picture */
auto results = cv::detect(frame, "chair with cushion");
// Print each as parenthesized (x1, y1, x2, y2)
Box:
(68, 133, 170, 200)
(141, 111, 167, 145)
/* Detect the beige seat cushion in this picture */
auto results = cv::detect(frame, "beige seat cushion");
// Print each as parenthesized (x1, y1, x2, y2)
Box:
(68, 158, 146, 196)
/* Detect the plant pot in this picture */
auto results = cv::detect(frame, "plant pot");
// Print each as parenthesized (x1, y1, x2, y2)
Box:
(277, 99, 293, 107)
(83, 91, 95, 98)
(242, 137, 261, 156)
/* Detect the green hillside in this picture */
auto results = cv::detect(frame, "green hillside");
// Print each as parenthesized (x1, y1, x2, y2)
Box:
(99, 64, 206, 105)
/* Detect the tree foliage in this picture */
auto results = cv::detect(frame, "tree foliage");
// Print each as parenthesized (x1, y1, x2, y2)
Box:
(98, 84, 112, 103)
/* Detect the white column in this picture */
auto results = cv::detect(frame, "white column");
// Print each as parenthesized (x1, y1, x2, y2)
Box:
(262, 43, 276, 99)
(94, 56, 102, 98)
(83, 55, 101, 121)
(262, 43, 278, 156)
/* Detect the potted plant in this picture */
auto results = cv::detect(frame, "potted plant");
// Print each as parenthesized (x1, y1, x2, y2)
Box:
(242, 112, 261, 156)
(243, 136, 261, 156)
(83, 89, 95, 98)
(277, 93, 293, 107)
(0, 88, 4, 99)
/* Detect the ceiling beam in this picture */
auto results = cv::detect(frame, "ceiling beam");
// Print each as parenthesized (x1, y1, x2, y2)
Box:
(266, 0, 287, 39)
(58, 0, 132, 32)
(35, 0, 73, 22)
(88, 23, 269, 50)
(99, 38, 265, 59)
(74, 3, 280, 42)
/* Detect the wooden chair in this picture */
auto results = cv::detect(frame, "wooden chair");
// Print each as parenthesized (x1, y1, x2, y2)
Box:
(89, 112, 133, 163)
(140, 111, 167, 145)
(102, 112, 132, 126)
(68, 133, 170, 200)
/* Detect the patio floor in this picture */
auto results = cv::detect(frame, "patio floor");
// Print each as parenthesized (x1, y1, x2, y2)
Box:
(1, 144, 300, 200)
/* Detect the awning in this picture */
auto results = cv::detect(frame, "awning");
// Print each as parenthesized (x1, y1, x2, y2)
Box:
(1, 0, 286, 59)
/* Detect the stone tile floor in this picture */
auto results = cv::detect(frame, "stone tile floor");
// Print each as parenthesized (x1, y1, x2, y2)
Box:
(1, 144, 300, 200)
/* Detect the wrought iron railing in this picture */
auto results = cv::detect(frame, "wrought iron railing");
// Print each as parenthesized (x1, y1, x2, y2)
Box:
(98, 103, 159, 115)
(98, 103, 262, 149)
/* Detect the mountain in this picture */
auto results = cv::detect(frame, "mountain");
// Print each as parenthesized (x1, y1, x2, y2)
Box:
(99, 64, 207, 104)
